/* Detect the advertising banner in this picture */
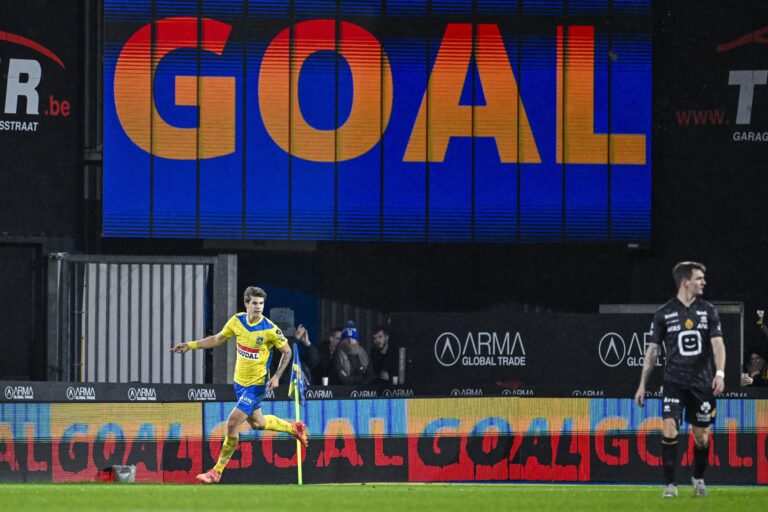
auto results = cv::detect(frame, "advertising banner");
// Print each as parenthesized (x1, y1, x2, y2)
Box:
(392, 310, 743, 397)
(103, 0, 651, 242)
(202, 399, 409, 484)
(0, 403, 201, 483)
(0, 0, 81, 236)
(1, 398, 766, 484)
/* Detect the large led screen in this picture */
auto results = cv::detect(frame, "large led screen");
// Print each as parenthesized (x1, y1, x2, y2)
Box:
(103, 0, 651, 242)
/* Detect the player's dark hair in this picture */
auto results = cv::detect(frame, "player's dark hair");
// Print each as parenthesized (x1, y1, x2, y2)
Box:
(373, 325, 389, 337)
(672, 261, 706, 289)
(243, 286, 267, 303)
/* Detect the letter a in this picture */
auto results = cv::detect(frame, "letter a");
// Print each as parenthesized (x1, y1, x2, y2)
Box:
(405, 24, 540, 163)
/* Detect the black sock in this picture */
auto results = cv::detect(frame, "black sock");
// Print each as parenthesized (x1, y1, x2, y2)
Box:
(661, 436, 678, 485)
(693, 441, 709, 479)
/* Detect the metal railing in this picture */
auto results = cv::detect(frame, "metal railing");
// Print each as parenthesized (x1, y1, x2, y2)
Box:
(47, 254, 236, 384)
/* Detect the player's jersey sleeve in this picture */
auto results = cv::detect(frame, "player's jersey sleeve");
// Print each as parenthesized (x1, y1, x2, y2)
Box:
(270, 324, 288, 349)
(219, 315, 239, 339)
(648, 309, 666, 345)
(709, 306, 723, 339)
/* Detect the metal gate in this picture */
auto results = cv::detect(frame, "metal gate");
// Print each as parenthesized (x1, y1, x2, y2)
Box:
(47, 254, 236, 384)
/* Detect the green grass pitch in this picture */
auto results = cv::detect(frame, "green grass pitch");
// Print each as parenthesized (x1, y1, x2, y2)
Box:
(1, 483, 766, 511)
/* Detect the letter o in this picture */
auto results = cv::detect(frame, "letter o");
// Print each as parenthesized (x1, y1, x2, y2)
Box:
(259, 20, 393, 162)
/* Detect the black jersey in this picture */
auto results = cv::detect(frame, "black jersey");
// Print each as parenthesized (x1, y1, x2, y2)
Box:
(649, 297, 723, 389)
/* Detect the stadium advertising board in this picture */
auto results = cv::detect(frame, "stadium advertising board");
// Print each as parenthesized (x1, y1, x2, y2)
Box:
(4, 398, 765, 484)
(393, 311, 743, 396)
(0, 0, 81, 237)
(103, 0, 651, 242)
(0, 403, 202, 483)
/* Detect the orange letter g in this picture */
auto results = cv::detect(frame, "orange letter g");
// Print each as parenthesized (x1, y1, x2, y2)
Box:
(114, 17, 235, 160)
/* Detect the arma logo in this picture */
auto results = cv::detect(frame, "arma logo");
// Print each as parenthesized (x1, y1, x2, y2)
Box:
(450, 388, 483, 397)
(4, 385, 34, 400)
(599, 333, 627, 367)
(66, 386, 96, 401)
(306, 389, 333, 400)
(501, 388, 534, 396)
(187, 388, 216, 401)
(721, 391, 748, 398)
(350, 390, 378, 398)
(0, 30, 71, 134)
(598, 331, 660, 368)
(435, 331, 526, 367)
(127, 387, 157, 401)
(382, 388, 414, 398)
(571, 389, 604, 397)
(435, 332, 462, 367)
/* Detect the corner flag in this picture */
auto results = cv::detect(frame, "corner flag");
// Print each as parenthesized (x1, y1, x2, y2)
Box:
(288, 343, 307, 407)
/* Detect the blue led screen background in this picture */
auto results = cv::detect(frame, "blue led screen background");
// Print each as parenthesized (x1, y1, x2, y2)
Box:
(103, 0, 651, 242)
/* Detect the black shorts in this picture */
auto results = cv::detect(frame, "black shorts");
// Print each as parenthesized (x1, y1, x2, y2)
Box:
(662, 381, 715, 428)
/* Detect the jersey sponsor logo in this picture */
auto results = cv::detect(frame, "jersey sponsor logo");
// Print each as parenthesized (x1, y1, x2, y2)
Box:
(66, 386, 96, 401)
(434, 331, 526, 367)
(127, 387, 156, 401)
(677, 330, 702, 356)
(237, 343, 260, 360)
(695, 402, 714, 423)
(187, 388, 217, 401)
(668, 325, 681, 332)
(4, 385, 34, 400)
(664, 312, 679, 319)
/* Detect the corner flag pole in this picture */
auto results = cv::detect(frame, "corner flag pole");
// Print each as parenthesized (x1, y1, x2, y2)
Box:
(289, 343, 306, 485)
(293, 368, 303, 486)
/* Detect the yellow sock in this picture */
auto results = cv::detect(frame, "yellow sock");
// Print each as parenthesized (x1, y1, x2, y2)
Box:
(264, 415, 295, 434)
(213, 435, 238, 474)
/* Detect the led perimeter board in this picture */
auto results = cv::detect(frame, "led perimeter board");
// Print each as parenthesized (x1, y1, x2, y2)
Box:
(103, 0, 651, 242)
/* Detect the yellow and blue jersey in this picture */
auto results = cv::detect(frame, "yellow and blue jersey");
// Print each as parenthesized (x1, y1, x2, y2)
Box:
(219, 313, 288, 386)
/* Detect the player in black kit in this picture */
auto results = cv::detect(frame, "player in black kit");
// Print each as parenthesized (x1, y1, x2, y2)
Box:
(634, 261, 726, 498)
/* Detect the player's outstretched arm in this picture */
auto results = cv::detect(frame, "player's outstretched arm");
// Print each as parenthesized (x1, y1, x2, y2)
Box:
(268, 343, 292, 390)
(711, 336, 726, 395)
(170, 332, 228, 354)
(634, 343, 659, 406)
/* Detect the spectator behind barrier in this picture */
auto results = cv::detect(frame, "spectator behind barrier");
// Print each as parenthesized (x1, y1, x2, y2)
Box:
(333, 321, 375, 386)
(370, 325, 400, 384)
(741, 310, 768, 386)
(317, 326, 343, 385)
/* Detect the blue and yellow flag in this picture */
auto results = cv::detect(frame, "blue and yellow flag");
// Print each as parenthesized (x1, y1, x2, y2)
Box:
(288, 343, 307, 406)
